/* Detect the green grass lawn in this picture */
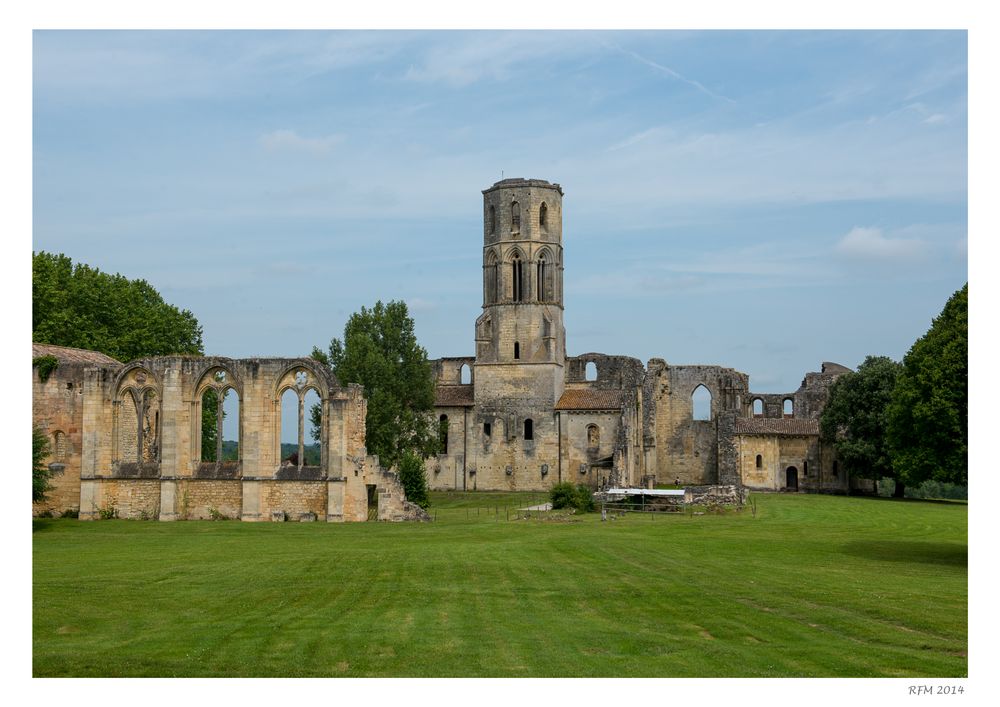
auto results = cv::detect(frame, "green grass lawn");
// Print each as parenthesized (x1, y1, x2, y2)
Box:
(32, 492, 967, 677)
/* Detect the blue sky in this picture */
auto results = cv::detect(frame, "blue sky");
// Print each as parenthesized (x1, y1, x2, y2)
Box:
(33, 30, 968, 410)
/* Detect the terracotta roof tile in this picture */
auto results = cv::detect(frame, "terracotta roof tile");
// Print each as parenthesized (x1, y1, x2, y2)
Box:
(32, 343, 120, 366)
(555, 388, 625, 411)
(435, 385, 474, 407)
(734, 417, 819, 436)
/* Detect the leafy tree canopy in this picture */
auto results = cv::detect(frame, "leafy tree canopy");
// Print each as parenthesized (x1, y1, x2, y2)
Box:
(312, 300, 438, 471)
(888, 284, 968, 487)
(33, 251, 203, 361)
(820, 355, 902, 490)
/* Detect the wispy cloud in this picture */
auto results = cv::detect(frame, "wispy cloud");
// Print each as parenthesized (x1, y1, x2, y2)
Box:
(609, 43, 735, 104)
(835, 226, 929, 262)
(259, 129, 344, 155)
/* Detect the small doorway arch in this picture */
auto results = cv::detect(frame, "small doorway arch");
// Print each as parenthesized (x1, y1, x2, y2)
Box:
(785, 466, 799, 491)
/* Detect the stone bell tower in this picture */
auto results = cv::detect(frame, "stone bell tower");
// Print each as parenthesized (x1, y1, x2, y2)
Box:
(474, 178, 566, 410)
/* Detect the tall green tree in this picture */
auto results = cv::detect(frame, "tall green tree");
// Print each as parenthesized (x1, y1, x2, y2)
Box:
(33, 251, 204, 361)
(887, 284, 968, 487)
(311, 300, 438, 472)
(820, 356, 904, 496)
(33, 425, 54, 503)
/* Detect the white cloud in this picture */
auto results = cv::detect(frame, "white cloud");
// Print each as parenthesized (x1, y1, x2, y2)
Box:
(835, 226, 928, 261)
(259, 129, 344, 155)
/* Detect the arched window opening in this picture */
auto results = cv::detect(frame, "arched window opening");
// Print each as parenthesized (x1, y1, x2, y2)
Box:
(524, 418, 534, 441)
(439, 414, 449, 454)
(280, 389, 300, 467)
(804, 460, 809, 476)
(692, 384, 712, 421)
(201, 385, 241, 463)
(484, 421, 492, 437)
(752, 398, 763, 417)
(783, 398, 794, 417)
(514, 341, 520, 360)
(755, 454, 762, 469)
(587, 424, 600, 448)
(511, 253, 523, 302)
(221, 388, 240, 461)
(511, 201, 520, 230)
(585, 361, 597, 381)
(53, 431, 67, 461)
(302, 389, 321, 464)
(489, 205, 496, 234)
(460, 363, 471, 384)
(539, 202, 547, 229)
(537, 255, 546, 301)
(201, 388, 220, 462)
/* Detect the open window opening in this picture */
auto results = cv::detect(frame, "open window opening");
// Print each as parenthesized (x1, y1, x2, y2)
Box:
(460, 363, 471, 384)
(752, 398, 763, 417)
(692, 384, 712, 421)
(524, 418, 534, 441)
(783, 398, 794, 417)
(585, 361, 597, 381)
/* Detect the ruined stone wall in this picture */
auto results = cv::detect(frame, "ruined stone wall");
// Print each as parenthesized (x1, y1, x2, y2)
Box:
(33, 363, 87, 515)
(559, 411, 620, 487)
(258, 481, 328, 520)
(90, 479, 161, 518)
(175, 480, 243, 520)
(648, 363, 748, 485)
(427, 406, 469, 491)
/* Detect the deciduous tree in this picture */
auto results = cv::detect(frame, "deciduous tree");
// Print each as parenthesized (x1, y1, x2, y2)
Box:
(312, 300, 438, 473)
(820, 356, 903, 495)
(33, 251, 203, 361)
(887, 284, 968, 487)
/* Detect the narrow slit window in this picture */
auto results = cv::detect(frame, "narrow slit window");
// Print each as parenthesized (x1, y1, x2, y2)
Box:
(511, 201, 520, 230)
(514, 341, 520, 360)
(755, 454, 762, 469)
(524, 418, 534, 441)
(439, 414, 449, 455)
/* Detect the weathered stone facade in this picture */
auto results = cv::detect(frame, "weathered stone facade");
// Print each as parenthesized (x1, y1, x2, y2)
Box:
(33, 177, 860, 518)
(425, 178, 856, 494)
(32, 345, 426, 521)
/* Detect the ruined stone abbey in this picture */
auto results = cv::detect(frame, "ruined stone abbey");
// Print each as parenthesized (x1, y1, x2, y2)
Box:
(33, 177, 860, 521)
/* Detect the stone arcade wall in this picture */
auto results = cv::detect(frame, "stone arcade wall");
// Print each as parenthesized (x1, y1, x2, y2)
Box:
(24, 350, 421, 522)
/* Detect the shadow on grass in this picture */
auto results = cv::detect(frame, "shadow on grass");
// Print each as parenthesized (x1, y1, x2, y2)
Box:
(33, 518, 57, 533)
(841, 540, 967, 567)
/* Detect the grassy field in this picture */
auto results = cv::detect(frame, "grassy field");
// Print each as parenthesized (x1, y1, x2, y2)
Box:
(32, 492, 967, 677)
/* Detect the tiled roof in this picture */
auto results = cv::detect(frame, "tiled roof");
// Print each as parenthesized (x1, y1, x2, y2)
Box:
(734, 417, 820, 436)
(435, 385, 474, 407)
(555, 388, 625, 411)
(32, 343, 120, 366)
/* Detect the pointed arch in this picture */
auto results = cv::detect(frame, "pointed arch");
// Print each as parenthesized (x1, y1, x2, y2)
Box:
(509, 250, 524, 302)
(692, 384, 712, 421)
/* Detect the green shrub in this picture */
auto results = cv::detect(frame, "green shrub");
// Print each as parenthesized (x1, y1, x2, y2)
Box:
(208, 507, 230, 521)
(60, 508, 79, 519)
(397, 451, 430, 509)
(550, 483, 595, 512)
(550, 482, 578, 509)
(32, 355, 59, 383)
(98, 505, 118, 520)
